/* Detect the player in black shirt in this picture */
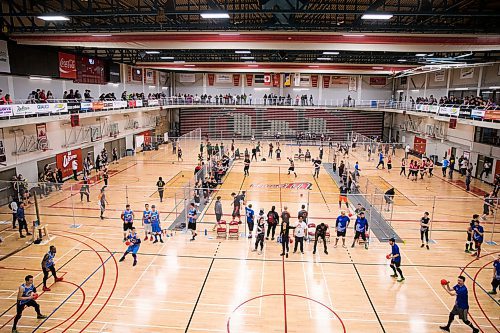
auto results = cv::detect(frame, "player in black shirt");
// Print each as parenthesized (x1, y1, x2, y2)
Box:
(420, 212, 430, 249)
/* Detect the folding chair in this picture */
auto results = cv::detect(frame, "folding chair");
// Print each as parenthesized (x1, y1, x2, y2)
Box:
(216, 220, 227, 239)
(228, 220, 240, 239)
(307, 223, 316, 241)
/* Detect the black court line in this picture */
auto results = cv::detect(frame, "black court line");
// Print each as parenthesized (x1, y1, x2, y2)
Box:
(312, 167, 331, 212)
(0, 249, 83, 319)
(78, 249, 486, 269)
(347, 248, 386, 333)
(185, 242, 220, 333)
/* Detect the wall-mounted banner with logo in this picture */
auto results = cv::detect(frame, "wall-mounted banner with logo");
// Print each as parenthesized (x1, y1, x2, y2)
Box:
(323, 75, 330, 88)
(113, 101, 128, 109)
(294, 73, 301, 86)
(272, 74, 280, 87)
(311, 75, 318, 88)
(91, 101, 104, 111)
(254, 74, 264, 84)
(264, 73, 271, 86)
(246, 74, 253, 86)
(284, 73, 291, 87)
(233, 74, 241, 87)
(0, 105, 13, 117)
(207, 73, 215, 86)
(56, 149, 83, 178)
(12, 104, 37, 116)
(36, 123, 48, 148)
(369, 77, 387, 86)
(300, 75, 310, 87)
(0, 40, 10, 73)
(215, 74, 232, 84)
(179, 73, 196, 83)
(144, 69, 156, 84)
(348, 76, 357, 92)
(460, 67, 474, 79)
(147, 99, 159, 107)
(58, 52, 76, 79)
(331, 76, 348, 85)
(434, 70, 445, 82)
(80, 102, 92, 111)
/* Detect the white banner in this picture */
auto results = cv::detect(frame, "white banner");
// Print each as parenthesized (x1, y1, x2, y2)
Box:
(147, 99, 159, 106)
(0, 105, 13, 117)
(0, 41, 10, 73)
(179, 73, 196, 83)
(348, 76, 357, 92)
(80, 102, 92, 111)
(450, 107, 460, 117)
(12, 104, 37, 116)
(215, 74, 232, 84)
(438, 106, 451, 115)
(300, 75, 310, 87)
(434, 70, 445, 82)
(135, 100, 143, 107)
(471, 108, 485, 119)
(113, 101, 128, 109)
(103, 101, 114, 109)
(294, 73, 301, 87)
(36, 103, 68, 114)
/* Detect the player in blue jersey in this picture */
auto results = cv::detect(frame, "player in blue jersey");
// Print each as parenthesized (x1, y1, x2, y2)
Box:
(351, 211, 369, 249)
(150, 205, 163, 243)
(488, 254, 500, 295)
(245, 204, 255, 238)
(142, 204, 152, 241)
(41, 245, 63, 292)
(188, 203, 198, 241)
(12, 275, 47, 333)
(334, 210, 350, 248)
(440, 276, 479, 333)
(388, 237, 405, 282)
(121, 204, 135, 242)
(470, 219, 484, 259)
(119, 227, 141, 266)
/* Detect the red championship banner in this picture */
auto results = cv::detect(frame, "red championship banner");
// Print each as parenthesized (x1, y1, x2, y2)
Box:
(207, 73, 215, 86)
(246, 74, 253, 86)
(264, 73, 271, 86)
(56, 149, 82, 178)
(233, 74, 241, 86)
(36, 123, 47, 149)
(369, 77, 387, 86)
(272, 74, 280, 87)
(311, 75, 319, 88)
(58, 52, 77, 79)
(323, 75, 330, 88)
(413, 137, 427, 154)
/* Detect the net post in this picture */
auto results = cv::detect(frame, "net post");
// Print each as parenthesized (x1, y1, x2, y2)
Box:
(69, 184, 81, 229)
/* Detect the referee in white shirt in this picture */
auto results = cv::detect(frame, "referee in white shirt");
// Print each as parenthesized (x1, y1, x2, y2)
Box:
(293, 216, 307, 254)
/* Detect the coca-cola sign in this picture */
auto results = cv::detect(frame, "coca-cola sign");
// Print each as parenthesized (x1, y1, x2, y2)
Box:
(59, 52, 77, 79)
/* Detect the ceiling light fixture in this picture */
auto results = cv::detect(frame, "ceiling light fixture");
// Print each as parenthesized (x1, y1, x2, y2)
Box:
(200, 12, 230, 19)
(29, 76, 52, 81)
(317, 57, 332, 61)
(235, 50, 251, 54)
(397, 59, 407, 62)
(37, 15, 70, 21)
(361, 13, 393, 20)
(160, 56, 174, 60)
(489, 86, 500, 89)
(454, 87, 468, 90)
(145, 51, 160, 54)
(415, 53, 427, 57)
(241, 56, 254, 60)
(323, 51, 339, 55)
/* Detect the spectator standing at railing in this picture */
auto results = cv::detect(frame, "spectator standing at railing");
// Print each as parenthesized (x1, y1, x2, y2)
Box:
(39, 90, 47, 103)
(46, 91, 53, 101)
(74, 90, 82, 101)
(0, 93, 12, 105)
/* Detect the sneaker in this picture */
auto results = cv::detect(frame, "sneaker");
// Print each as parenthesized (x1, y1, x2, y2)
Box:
(265, 237, 269, 240)
(55, 277, 64, 282)
(420, 244, 425, 248)
(123, 238, 127, 242)
(364, 244, 369, 249)
(324, 251, 328, 255)
(398, 277, 405, 282)
(351, 244, 355, 248)
(20, 235, 26, 238)
(487, 290, 497, 295)
(390, 274, 398, 278)
(150, 236, 153, 241)
(12, 329, 19, 333)
(42, 286, 51, 292)
(258, 251, 262, 255)
(439, 326, 450, 332)
(280, 253, 285, 256)
(133, 260, 137, 267)
(301, 252, 304, 254)
(190, 238, 195, 241)
(286, 253, 288, 258)
(271, 237, 275, 241)
(472, 328, 479, 333)
(119, 257, 125, 262)
(426, 245, 429, 250)
(160, 239, 164, 243)
(251, 249, 257, 252)
(37, 314, 47, 319)
(27, 232, 32, 236)
(313, 251, 316, 254)
(342, 245, 346, 248)
(465, 249, 470, 253)
(144, 236, 148, 241)
(334, 244, 337, 248)
(293, 251, 297, 254)
(153, 240, 158, 244)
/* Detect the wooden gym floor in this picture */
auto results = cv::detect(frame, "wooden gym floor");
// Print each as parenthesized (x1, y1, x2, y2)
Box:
(0, 140, 498, 333)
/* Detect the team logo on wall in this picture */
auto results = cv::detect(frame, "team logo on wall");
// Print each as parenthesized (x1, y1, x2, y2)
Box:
(250, 182, 312, 190)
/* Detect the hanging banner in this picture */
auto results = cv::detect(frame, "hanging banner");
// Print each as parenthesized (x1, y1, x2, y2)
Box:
(233, 74, 241, 87)
(179, 73, 196, 83)
(264, 73, 271, 86)
(254, 74, 264, 84)
(284, 73, 291, 87)
(12, 104, 37, 116)
(128, 67, 143, 83)
(144, 69, 156, 84)
(311, 75, 318, 88)
(460, 68, 474, 79)
(0, 40, 10, 73)
(323, 75, 330, 88)
(272, 74, 280, 87)
(56, 149, 83, 178)
(58, 52, 77, 79)
(348, 76, 357, 91)
(331, 76, 348, 85)
(300, 75, 310, 87)
(207, 73, 215, 86)
(159, 72, 168, 86)
(36, 123, 47, 147)
(246, 74, 253, 86)
(215, 74, 232, 84)
(369, 77, 387, 86)
(294, 73, 301, 86)
(434, 70, 445, 82)
(0, 105, 13, 117)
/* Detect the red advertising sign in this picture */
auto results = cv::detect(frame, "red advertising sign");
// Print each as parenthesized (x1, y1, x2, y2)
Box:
(128, 100, 136, 108)
(264, 73, 271, 86)
(311, 75, 319, 88)
(56, 149, 82, 178)
(59, 52, 77, 79)
(233, 74, 240, 87)
(207, 73, 215, 86)
(92, 101, 104, 110)
(323, 75, 330, 88)
(272, 74, 280, 87)
(246, 74, 253, 86)
(413, 136, 427, 155)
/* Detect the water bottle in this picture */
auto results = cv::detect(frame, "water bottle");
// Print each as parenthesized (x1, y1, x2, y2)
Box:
(204, 228, 207, 236)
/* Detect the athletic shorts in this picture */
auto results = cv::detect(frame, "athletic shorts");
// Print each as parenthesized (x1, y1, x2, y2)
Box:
(144, 223, 152, 233)
(232, 205, 240, 217)
(339, 195, 347, 202)
(123, 222, 133, 231)
(188, 222, 197, 231)
(451, 305, 468, 321)
(390, 260, 401, 267)
(354, 231, 366, 240)
(474, 240, 483, 247)
(288, 167, 295, 171)
(336, 230, 346, 237)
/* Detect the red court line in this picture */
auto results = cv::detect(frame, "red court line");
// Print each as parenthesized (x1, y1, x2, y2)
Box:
(459, 250, 500, 333)
(62, 230, 119, 333)
(471, 259, 498, 332)
(42, 280, 86, 333)
(49, 162, 138, 208)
